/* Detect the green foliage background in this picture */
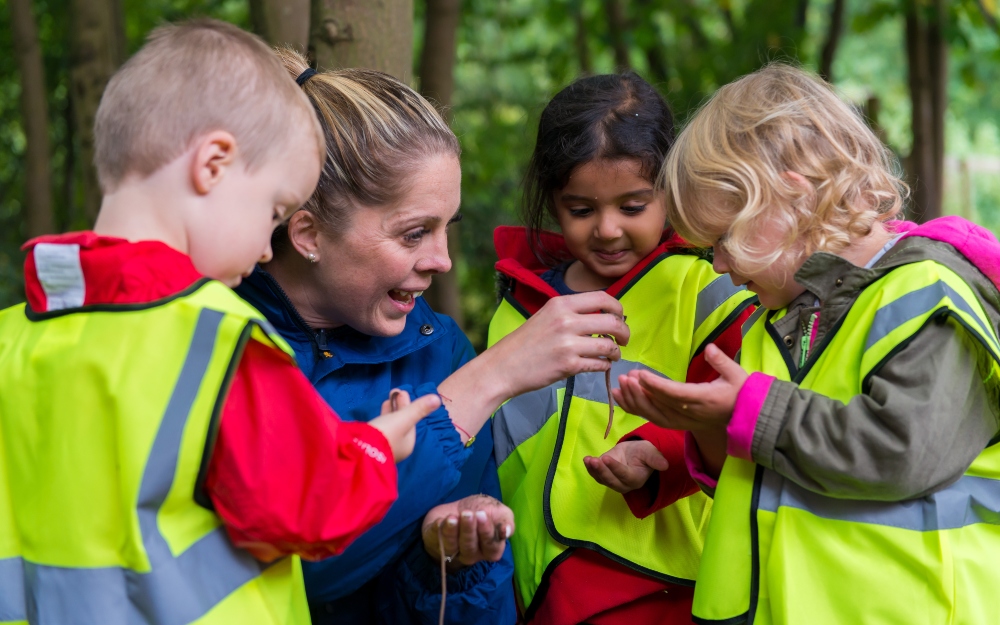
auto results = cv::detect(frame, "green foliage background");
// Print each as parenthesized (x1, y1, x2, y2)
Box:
(2, 0, 999, 348)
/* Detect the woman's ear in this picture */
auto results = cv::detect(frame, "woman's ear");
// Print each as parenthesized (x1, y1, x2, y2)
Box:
(287, 210, 322, 262)
(191, 131, 239, 195)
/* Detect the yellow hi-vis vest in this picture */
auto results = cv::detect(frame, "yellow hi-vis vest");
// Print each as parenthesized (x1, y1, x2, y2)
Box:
(0, 279, 310, 625)
(488, 251, 756, 614)
(693, 259, 1000, 625)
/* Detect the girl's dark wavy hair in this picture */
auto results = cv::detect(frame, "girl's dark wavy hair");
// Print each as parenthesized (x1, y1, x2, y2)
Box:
(521, 72, 675, 266)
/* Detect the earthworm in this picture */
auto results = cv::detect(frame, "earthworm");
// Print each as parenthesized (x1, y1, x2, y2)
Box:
(600, 314, 625, 439)
(437, 521, 447, 625)
(603, 366, 614, 439)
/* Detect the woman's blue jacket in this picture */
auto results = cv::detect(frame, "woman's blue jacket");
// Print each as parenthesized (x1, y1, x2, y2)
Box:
(236, 267, 515, 625)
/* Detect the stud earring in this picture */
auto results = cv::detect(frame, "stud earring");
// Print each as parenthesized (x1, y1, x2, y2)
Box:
(307, 252, 318, 263)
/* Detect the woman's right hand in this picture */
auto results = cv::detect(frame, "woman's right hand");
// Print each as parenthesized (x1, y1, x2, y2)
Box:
(491, 290, 631, 399)
(368, 390, 441, 462)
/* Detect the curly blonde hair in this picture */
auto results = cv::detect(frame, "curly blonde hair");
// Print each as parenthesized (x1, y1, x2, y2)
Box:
(659, 63, 907, 273)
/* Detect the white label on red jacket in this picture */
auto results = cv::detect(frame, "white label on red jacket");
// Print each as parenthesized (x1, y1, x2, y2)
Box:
(35, 243, 85, 311)
(353, 437, 388, 464)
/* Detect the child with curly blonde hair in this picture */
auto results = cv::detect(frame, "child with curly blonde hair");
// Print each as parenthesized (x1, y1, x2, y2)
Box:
(614, 63, 1000, 624)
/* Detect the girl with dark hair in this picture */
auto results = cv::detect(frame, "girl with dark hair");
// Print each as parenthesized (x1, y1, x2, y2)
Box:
(487, 73, 756, 624)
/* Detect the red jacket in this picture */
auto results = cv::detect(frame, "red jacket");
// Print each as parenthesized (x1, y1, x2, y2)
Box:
(22, 232, 398, 562)
(494, 226, 751, 625)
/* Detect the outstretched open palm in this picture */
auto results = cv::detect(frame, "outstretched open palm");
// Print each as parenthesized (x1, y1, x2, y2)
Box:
(612, 343, 747, 431)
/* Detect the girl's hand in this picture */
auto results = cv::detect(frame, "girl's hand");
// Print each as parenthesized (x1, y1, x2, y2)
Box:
(583, 440, 669, 493)
(368, 390, 441, 462)
(421, 494, 514, 572)
(612, 344, 746, 431)
(491, 291, 631, 399)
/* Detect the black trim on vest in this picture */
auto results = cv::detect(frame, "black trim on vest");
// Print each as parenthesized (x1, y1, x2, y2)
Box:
(763, 309, 798, 376)
(502, 291, 533, 321)
(693, 296, 758, 357)
(612, 251, 677, 299)
(792, 308, 851, 384)
(23, 278, 213, 320)
(692, 613, 750, 625)
(193, 320, 257, 511)
(520, 548, 576, 623)
(541, 375, 697, 587)
(747, 465, 765, 625)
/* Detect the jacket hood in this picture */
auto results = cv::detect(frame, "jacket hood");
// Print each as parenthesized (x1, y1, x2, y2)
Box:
(236, 266, 447, 371)
(493, 225, 694, 315)
(892, 216, 1000, 292)
(21, 231, 202, 314)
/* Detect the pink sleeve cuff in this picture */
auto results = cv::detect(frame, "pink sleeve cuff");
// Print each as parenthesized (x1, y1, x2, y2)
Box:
(726, 372, 775, 461)
(683, 431, 718, 489)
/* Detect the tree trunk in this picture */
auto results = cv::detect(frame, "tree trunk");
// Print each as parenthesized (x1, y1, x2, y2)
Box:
(250, 0, 311, 50)
(603, 0, 631, 70)
(9, 0, 54, 237)
(310, 0, 413, 83)
(417, 0, 464, 328)
(904, 0, 945, 223)
(818, 0, 845, 82)
(69, 0, 125, 225)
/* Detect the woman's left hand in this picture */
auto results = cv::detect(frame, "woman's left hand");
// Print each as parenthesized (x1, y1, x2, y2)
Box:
(421, 494, 514, 572)
(613, 343, 747, 430)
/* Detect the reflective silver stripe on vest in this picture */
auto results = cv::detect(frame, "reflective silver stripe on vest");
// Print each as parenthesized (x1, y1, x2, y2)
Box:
(0, 308, 265, 625)
(866, 280, 995, 351)
(695, 276, 745, 330)
(741, 306, 767, 338)
(758, 469, 1000, 531)
(493, 359, 660, 466)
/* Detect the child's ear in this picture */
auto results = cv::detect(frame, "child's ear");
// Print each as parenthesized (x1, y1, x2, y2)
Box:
(287, 210, 322, 262)
(191, 131, 239, 195)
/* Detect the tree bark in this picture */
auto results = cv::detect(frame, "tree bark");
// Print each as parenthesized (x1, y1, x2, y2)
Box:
(9, 0, 54, 237)
(603, 0, 631, 70)
(310, 0, 413, 83)
(250, 0, 311, 50)
(904, 0, 945, 223)
(69, 0, 125, 224)
(818, 0, 845, 82)
(417, 0, 464, 327)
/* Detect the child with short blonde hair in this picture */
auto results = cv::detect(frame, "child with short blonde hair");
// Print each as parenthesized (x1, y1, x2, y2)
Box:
(0, 19, 436, 624)
(615, 63, 1000, 624)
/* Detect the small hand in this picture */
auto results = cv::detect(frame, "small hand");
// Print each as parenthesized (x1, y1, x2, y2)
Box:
(612, 343, 746, 431)
(421, 494, 514, 572)
(368, 389, 441, 462)
(583, 440, 669, 493)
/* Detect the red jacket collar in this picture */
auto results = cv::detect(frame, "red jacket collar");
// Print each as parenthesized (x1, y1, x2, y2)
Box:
(493, 225, 694, 315)
(23, 231, 203, 313)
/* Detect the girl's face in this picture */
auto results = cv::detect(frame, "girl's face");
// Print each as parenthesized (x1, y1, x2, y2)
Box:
(710, 218, 807, 310)
(553, 158, 666, 291)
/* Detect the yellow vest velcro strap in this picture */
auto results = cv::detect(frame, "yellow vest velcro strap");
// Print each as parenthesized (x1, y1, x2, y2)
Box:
(759, 471, 1000, 532)
(695, 276, 746, 330)
(866, 279, 999, 355)
(493, 359, 659, 466)
(0, 308, 265, 624)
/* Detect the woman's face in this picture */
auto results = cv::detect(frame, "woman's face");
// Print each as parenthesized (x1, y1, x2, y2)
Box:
(310, 152, 461, 337)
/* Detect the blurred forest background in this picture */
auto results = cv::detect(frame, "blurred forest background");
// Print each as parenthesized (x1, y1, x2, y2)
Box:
(2, 0, 999, 348)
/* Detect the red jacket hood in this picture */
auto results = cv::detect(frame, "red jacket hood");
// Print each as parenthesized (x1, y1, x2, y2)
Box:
(22, 231, 203, 313)
(891, 216, 1000, 292)
(493, 225, 694, 315)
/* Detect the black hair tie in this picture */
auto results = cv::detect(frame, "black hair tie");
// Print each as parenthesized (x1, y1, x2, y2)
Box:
(296, 67, 317, 86)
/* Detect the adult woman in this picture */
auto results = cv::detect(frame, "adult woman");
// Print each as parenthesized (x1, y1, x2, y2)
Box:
(235, 50, 630, 624)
